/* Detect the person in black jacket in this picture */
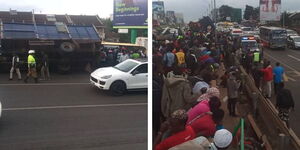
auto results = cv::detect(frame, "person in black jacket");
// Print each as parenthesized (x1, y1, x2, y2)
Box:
(276, 82, 295, 128)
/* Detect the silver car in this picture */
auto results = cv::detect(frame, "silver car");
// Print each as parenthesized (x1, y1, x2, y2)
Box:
(287, 36, 300, 49)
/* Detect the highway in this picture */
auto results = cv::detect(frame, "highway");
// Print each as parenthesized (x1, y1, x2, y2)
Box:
(0, 73, 147, 150)
(263, 47, 300, 136)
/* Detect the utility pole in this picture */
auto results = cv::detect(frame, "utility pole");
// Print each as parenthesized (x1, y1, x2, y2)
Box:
(214, 0, 217, 44)
(282, 11, 285, 28)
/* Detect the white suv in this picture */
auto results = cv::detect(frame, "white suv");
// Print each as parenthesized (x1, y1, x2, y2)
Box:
(90, 59, 148, 95)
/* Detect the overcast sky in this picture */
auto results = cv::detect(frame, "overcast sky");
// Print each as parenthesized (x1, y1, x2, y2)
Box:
(162, 0, 300, 22)
(0, 0, 113, 18)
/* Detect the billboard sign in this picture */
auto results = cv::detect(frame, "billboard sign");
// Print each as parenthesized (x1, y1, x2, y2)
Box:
(260, 0, 281, 21)
(113, 0, 148, 29)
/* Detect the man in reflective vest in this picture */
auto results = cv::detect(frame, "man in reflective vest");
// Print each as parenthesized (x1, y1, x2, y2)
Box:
(253, 50, 260, 64)
(24, 50, 38, 83)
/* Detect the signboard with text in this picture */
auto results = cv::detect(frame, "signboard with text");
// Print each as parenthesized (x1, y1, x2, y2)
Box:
(260, 0, 281, 21)
(113, 0, 148, 29)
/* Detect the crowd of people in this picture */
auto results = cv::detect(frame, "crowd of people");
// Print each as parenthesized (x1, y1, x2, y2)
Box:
(153, 24, 295, 149)
(94, 47, 147, 68)
(153, 28, 237, 150)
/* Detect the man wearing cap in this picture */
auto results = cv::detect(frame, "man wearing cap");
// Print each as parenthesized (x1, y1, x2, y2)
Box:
(24, 50, 38, 83)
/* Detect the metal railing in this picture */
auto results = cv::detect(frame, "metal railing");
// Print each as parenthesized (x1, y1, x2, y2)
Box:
(233, 55, 300, 150)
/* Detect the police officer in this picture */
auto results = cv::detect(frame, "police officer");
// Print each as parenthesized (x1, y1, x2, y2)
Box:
(24, 50, 38, 83)
(253, 50, 261, 65)
(9, 53, 22, 80)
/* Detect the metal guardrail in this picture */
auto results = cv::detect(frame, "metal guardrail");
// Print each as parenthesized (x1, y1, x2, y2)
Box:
(235, 57, 300, 150)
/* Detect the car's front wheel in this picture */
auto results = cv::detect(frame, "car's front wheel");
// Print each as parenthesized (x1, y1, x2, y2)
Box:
(109, 81, 126, 96)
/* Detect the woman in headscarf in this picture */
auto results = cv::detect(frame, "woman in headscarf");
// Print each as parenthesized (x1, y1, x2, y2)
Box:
(187, 96, 221, 124)
(197, 87, 220, 102)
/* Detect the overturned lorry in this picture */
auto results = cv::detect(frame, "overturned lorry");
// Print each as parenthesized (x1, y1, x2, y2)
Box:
(0, 22, 101, 73)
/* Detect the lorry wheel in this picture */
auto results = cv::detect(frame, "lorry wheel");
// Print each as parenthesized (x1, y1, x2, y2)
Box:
(57, 58, 71, 73)
(109, 81, 126, 96)
(60, 42, 75, 53)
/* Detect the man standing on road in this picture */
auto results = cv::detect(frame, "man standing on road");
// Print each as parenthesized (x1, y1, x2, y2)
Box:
(9, 53, 22, 80)
(273, 62, 284, 94)
(24, 50, 38, 83)
(260, 61, 273, 98)
(276, 82, 294, 128)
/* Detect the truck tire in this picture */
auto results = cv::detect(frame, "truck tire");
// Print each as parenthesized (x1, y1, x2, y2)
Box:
(60, 42, 75, 53)
(57, 58, 71, 73)
(109, 81, 126, 96)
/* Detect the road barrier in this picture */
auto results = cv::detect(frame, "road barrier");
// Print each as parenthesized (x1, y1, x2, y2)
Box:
(234, 56, 300, 150)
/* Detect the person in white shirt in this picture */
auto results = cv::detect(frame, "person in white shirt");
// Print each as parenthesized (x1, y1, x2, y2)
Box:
(9, 53, 22, 80)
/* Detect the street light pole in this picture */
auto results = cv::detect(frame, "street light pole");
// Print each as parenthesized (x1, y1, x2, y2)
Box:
(214, 0, 217, 44)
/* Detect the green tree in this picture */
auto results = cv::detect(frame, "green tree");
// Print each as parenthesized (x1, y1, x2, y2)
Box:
(281, 12, 292, 27)
(101, 18, 115, 33)
(219, 5, 233, 21)
(244, 5, 254, 20)
(253, 7, 260, 20)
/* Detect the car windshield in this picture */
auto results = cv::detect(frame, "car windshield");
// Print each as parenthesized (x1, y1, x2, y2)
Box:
(293, 37, 300, 42)
(113, 60, 139, 72)
(242, 41, 258, 49)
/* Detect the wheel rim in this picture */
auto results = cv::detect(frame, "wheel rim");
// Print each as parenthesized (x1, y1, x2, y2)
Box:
(113, 82, 125, 94)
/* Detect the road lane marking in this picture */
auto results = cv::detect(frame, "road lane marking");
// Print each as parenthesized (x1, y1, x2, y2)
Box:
(287, 76, 296, 81)
(288, 55, 300, 61)
(264, 52, 299, 72)
(2, 103, 147, 111)
(0, 82, 90, 86)
(287, 48, 300, 55)
(264, 52, 297, 81)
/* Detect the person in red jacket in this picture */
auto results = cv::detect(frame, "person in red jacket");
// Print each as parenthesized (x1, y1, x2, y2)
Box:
(260, 61, 273, 98)
(154, 109, 196, 150)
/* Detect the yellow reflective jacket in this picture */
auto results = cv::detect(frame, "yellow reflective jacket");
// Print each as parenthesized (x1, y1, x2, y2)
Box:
(28, 55, 36, 68)
(253, 52, 260, 62)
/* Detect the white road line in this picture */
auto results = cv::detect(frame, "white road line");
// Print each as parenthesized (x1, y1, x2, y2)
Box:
(0, 82, 90, 86)
(287, 76, 296, 81)
(2, 103, 147, 111)
(264, 52, 299, 72)
(287, 48, 300, 55)
(288, 55, 300, 61)
(264, 52, 298, 81)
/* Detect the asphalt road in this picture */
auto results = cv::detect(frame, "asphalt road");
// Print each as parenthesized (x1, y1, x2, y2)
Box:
(0, 73, 147, 150)
(263, 47, 300, 136)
